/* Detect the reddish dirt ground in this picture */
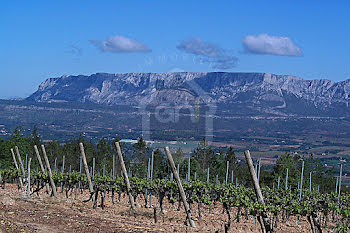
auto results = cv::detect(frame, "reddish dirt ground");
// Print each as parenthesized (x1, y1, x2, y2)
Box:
(0, 184, 336, 232)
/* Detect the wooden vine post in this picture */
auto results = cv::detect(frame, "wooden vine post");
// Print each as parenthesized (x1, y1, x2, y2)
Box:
(34, 145, 50, 194)
(26, 158, 31, 195)
(79, 143, 94, 194)
(244, 150, 272, 233)
(149, 151, 154, 208)
(115, 141, 136, 211)
(14, 146, 26, 184)
(41, 144, 58, 197)
(165, 146, 196, 228)
(10, 148, 19, 170)
(10, 148, 23, 189)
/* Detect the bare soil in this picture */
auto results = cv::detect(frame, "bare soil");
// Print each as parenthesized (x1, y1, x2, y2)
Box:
(0, 184, 336, 232)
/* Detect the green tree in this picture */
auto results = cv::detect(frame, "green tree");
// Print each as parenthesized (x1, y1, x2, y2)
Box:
(225, 147, 238, 173)
(208, 150, 225, 182)
(132, 137, 149, 164)
(192, 138, 212, 169)
(0, 138, 6, 169)
(172, 148, 185, 164)
(271, 153, 334, 192)
(153, 149, 167, 179)
(180, 156, 204, 181)
(4, 126, 32, 168)
(96, 137, 112, 172)
(30, 125, 41, 147)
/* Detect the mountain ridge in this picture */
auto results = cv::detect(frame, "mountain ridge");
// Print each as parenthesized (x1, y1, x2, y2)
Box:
(27, 72, 350, 116)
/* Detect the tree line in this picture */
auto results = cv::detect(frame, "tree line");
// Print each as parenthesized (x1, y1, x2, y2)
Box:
(0, 125, 342, 193)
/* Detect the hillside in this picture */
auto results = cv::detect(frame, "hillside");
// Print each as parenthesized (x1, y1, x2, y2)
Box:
(27, 72, 350, 117)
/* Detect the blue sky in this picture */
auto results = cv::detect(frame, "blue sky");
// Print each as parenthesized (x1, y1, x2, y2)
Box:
(0, 0, 349, 98)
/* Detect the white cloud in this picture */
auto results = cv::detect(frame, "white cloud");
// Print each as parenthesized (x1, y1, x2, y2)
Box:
(177, 37, 238, 69)
(177, 37, 221, 58)
(90, 35, 151, 53)
(242, 34, 302, 56)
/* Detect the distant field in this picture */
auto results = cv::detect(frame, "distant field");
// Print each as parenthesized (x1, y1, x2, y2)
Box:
(1, 99, 349, 185)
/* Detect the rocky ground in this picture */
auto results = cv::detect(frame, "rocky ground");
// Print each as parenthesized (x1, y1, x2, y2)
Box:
(0, 184, 336, 232)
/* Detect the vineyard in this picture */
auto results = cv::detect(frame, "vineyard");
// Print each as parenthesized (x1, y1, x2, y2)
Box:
(0, 141, 349, 233)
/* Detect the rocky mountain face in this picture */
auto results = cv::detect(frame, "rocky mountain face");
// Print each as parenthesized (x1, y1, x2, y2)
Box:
(27, 72, 350, 116)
